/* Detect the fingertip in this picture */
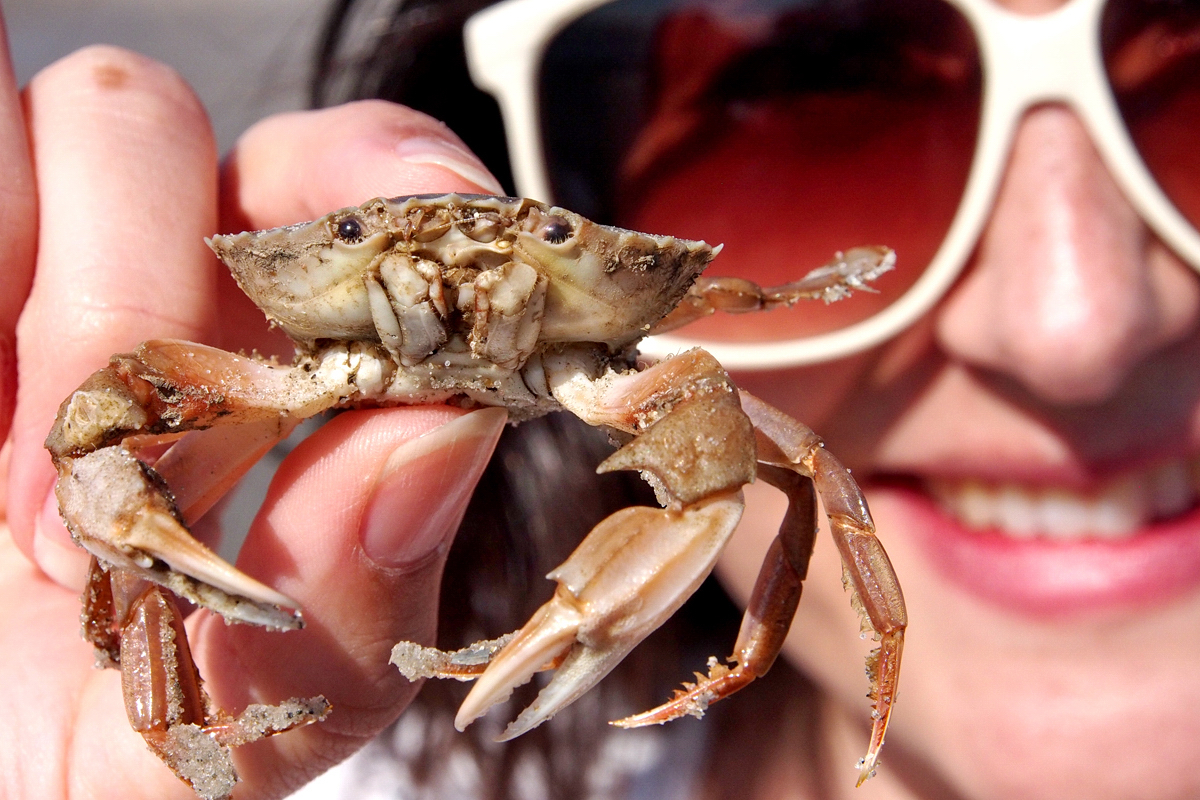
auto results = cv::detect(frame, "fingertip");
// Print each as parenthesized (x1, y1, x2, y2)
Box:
(390, 133, 506, 197)
(11, 45, 222, 563)
(222, 100, 504, 230)
(28, 45, 216, 165)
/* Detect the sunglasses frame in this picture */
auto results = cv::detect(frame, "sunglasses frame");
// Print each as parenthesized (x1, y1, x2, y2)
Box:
(465, 0, 1200, 369)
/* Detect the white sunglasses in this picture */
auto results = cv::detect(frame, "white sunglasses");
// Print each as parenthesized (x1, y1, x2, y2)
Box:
(465, 0, 1200, 369)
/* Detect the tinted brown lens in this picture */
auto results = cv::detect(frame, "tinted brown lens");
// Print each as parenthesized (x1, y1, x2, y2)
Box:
(1103, 0, 1200, 234)
(540, 0, 981, 342)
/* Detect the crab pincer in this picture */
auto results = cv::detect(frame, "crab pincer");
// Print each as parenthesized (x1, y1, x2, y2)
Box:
(441, 348, 756, 739)
(612, 391, 906, 785)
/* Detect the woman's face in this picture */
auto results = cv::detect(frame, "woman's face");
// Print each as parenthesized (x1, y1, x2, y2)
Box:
(622, 1, 1200, 798)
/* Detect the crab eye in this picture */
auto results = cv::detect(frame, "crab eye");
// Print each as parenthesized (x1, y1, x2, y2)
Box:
(540, 216, 572, 244)
(336, 216, 363, 242)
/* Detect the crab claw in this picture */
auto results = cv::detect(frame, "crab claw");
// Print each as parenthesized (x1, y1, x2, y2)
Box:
(56, 446, 301, 629)
(453, 490, 744, 739)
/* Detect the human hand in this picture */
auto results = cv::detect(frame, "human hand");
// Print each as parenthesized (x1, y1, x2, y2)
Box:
(0, 33, 505, 800)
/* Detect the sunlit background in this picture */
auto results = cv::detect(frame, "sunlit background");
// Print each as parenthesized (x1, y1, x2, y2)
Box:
(4, 0, 326, 152)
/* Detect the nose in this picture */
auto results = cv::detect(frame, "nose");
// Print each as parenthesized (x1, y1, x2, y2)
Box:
(935, 105, 1199, 405)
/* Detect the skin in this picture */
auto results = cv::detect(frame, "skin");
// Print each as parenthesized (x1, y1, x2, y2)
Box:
(1, 3, 1198, 800)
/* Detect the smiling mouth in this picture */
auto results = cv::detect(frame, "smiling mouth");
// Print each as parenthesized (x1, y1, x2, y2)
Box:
(925, 457, 1200, 541)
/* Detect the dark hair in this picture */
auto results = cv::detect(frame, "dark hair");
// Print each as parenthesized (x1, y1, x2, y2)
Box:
(312, 0, 515, 192)
(311, 4, 818, 796)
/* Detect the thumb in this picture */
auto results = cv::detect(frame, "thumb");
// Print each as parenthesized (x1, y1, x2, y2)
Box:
(192, 405, 506, 795)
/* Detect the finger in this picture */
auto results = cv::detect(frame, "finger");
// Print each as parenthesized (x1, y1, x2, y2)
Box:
(220, 99, 504, 232)
(7, 46, 219, 582)
(194, 405, 506, 795)
(0, 15, 38, 444)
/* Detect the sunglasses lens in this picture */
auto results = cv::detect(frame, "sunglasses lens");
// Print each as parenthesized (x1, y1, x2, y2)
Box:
(1103, 0, 1200, 235)
(539, 0, 982, 342)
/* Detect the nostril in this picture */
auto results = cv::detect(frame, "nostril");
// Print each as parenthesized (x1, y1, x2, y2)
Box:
(997, 336, 1140, 406)
(938, 263, 1200, 406)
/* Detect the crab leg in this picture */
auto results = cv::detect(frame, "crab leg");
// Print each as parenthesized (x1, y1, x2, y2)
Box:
(741, 391, 906, 784)
(612, 463, 817, 727)
(48, 339, 353, 797)
(607, 386, 904, 783)
(388, 349, 904, 777)
(649, 245, 895, 334)
(454, 492, 746, 740)
(47, 339, 348, 624)
(82, 558, 329, 800)
(153, 417, 298, 524)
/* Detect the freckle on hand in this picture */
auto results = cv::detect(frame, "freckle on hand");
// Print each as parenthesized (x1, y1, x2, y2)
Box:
(92, 63, 129, 90)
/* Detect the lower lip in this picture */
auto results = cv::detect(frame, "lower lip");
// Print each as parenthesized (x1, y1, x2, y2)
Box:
(873, 483, 1200, 617)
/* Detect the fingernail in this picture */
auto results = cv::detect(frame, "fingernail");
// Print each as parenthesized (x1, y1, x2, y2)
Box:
(361, 407, 507, 567)
(394, 136, 505, 195)
(34, 493, 90, 591)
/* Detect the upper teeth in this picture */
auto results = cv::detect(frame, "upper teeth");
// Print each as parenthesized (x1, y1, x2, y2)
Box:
(928, 459, 1200, 540)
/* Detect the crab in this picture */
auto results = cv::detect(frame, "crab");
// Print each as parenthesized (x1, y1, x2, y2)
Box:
(46, 193, 906, 799)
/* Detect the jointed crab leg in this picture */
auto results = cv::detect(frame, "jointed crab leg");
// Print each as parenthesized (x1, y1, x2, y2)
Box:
(612, 463, 817, 728)
(47, 339, 351, 624)
(392, 492, 748, 737)
(456, 492, 746, 740)
(390, 349, 904, 776)
(392, 348, 757, 738)
(741, 392, 906, 784)
(618, 393, 905, 783)
(650, 245, 895, 334)
(153, 417, 300, 524)
(82, 559, 329, 800)
(562, 354, 904, 778)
